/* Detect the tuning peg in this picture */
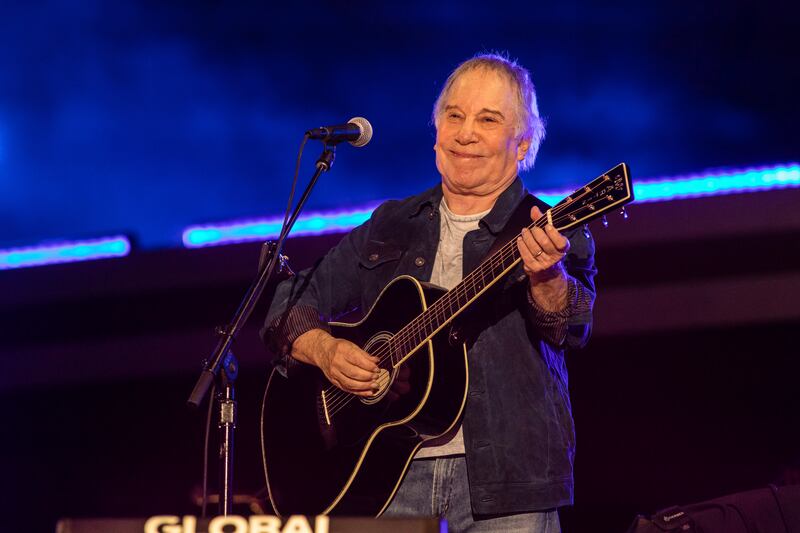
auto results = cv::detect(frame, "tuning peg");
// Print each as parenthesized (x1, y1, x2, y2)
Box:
(620, 206, 628, 220)
(601, 215, 608, 228)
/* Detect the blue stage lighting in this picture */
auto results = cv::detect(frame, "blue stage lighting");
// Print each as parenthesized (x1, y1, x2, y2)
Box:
(0, 237, 131, 270)
(632, 163, 800, 203)
(181, 163, 800, 248)
(0, 124, 5, 163)
(182, 205, 380, 248)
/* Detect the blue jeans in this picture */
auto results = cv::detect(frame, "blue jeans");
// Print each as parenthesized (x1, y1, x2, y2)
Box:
(383, 456, 561, 533)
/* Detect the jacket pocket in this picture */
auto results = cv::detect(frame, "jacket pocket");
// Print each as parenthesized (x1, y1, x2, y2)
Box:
(358, 241, 405, 306)
(358, 240, 404, 270)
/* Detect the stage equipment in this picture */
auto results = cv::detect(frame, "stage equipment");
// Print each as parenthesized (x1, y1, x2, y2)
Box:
(187, 122, 371, 516)
(626, 485, 800, 532)
(306, 117, 372, 147)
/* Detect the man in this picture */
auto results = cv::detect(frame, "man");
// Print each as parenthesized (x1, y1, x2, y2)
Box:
(263, 53, 596, 532)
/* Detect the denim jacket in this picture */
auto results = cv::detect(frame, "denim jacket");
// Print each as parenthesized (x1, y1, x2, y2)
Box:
(263, 177, 597, 514)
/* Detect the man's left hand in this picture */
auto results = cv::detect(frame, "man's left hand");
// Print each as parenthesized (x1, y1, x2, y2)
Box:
(516, 206, 569, 312)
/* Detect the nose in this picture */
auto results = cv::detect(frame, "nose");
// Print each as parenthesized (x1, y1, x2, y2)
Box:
(454, 117, 477, 144)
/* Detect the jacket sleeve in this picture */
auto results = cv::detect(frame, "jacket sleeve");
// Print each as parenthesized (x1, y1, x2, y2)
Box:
(260, 211, 377, 370)
(525, 224, 597, 349)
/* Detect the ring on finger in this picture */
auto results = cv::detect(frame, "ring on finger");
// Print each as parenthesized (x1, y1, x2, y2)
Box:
(534, 249, 544, 258)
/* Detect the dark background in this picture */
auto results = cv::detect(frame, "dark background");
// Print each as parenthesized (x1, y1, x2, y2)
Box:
(1, 1, 799, 532)
(0, 0, 797, 249)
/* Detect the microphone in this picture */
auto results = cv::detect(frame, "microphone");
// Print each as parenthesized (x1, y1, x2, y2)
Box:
(306, 117, 373, 147)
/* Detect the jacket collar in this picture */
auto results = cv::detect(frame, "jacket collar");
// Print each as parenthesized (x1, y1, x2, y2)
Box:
(407, 182, 443, 219)
(408, 176, 527, 235)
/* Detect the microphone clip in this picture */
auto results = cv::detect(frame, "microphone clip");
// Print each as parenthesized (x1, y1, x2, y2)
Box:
(315, 142, 336, 172)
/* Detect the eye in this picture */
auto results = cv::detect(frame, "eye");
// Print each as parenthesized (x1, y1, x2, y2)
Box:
(480, 116, 499, 123)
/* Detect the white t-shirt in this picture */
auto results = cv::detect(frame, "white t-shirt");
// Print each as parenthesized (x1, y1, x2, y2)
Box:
(414, 198, 490, 459)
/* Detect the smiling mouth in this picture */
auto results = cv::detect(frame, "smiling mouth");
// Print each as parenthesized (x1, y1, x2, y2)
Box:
(449, 150, 483, 159)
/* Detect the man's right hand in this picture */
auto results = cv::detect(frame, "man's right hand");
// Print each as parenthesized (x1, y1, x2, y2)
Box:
(292, 329, 380, 397)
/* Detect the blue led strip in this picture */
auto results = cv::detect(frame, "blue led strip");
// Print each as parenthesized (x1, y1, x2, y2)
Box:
(0, 236, 131, 270)
(183, 163, 800, 248)
(183, 205, 382, 248)
(534, 163, 800, 206)
(632, 163, 800, 203)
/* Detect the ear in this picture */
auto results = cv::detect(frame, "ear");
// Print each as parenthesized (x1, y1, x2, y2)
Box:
(516, 137, 531, 161)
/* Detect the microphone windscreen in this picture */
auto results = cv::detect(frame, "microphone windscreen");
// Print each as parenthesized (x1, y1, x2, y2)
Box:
(347, 117, 373, 147)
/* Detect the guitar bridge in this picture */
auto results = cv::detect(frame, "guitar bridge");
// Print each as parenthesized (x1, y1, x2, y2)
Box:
(317, 388, 338, 450)
(319, 389, 332, 426)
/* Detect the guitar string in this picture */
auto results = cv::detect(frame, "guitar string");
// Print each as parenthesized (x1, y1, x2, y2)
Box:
(322, 188, 617, 416)
(323, 233, 526, 415)
(390, 177, 617, 349)
(363, 182, 601, 359)
(322, 185, 620, 415)
(320, 194, 577, 401)
(323, 211, 598, 417)
(378, 178, 609, 352)
(322, 184, 621, 415)
(325, 228, 575, 414)
(321, 217, 545, 415)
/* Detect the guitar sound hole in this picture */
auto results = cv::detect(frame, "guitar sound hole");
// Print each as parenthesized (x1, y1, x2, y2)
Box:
(360, 331, 396, 405)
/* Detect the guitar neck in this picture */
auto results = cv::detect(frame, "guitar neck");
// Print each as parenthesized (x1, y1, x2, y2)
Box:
(385, 163, 633, 367)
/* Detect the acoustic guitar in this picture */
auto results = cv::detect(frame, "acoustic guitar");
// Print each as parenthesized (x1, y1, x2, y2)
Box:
(261, 163, 633, 516)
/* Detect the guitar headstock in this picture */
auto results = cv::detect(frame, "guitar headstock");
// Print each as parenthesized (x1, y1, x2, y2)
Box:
(551, 163, 633, 231)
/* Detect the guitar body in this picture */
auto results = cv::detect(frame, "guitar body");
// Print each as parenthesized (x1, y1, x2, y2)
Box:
(261, 275, 468, 516)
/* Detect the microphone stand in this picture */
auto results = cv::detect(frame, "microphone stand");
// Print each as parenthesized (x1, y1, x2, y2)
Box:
(186, 141, 336, 516)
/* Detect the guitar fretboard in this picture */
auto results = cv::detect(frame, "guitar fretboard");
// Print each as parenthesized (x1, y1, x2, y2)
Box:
(386, 237, 521, 366)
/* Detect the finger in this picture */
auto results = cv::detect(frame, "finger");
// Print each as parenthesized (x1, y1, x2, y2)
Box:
(330, 350, 373, 380)
(328, 372, 376, 397)
(336, 351, 378, 381)
(342, 344, 380, 372)
(338, 348, 378, 376)
(544, 224, 569, 254)
(517, 237, 542, 273)
(520, 228, 545, 259)
(530, 206, 545, 223)
(530, 225, 559, 255)
(339, 362, 377, 382)
(334, 370, 378, 392)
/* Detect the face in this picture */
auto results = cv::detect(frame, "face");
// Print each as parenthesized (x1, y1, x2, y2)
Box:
(434, 68, 531, 199)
